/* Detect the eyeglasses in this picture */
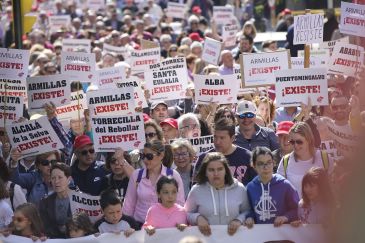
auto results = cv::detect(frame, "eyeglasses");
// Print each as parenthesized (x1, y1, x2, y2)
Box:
(12, 216, 27, 223)
(288, 139, 304, 145)
(40, 159, 57, 166)
(140, 152, 158, 161)
(181, 124, 199, 130)
(145, 132, 157, 139)
(173, 152, 189, 158)
(237, 112, 255, 119)
(80, 149, 95, 156)
(331, 104, 348, 111)
(256, 161, 273, 168)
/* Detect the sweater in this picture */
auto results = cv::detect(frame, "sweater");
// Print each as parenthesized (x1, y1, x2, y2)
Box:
(143, 203, 187, 228)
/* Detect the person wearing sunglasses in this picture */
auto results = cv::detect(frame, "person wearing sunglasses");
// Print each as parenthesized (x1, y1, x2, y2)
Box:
(272, 121, 295, 172)
(144, 120, 164, 143)
(234, 100, 279, 152)
(123, 140, 185, 229)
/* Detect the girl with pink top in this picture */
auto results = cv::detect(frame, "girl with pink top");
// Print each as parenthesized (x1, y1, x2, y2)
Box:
(143, 176, 188, 235)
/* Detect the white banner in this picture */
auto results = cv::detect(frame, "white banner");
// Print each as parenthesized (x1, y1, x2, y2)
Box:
(0, 48, 30, 81)
(62, 39, 91, 53)
(6, 116, 64, 159)
(116, 77, 148, 108)
(56, 91, 87, 121)
(103, 43, 131, 62)
(91, 114, 145, 152)
(202, 37, 223, 65)
(0, 79, 27, 98)
(48, 15, 71, 33)
(326, 122, 359, 158)
(69, 190, 102, 223)
(340, 1, 365, 37)
(222, 25, 239, 47)
(166, 2, 186, 19)
(291, 57, 321, 69)
(297, 49, 329, 66)
(213, 6, 234, 25)
(294, 14, 324, 45)
(149, 56, 187, 71)
(328, 43, 364, 77)
(0, 95, 24, 127)
(318, 36, 349, 56)
(130, 48, 160, 72)
(61, 51, 96, 82)
(97, 66, 126, 89)
(171, 135, 214, 157)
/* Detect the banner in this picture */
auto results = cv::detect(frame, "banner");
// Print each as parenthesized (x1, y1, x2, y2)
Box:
(294, 14, 324, 45)
(326, 122, 359, 158)
(166, 2, 186, 19)
(202, 37, 223, 65)
(171, 135, 214, 157)
(0, 48, 30, 81)
(318, 36, 349, 56)
(320, 140, 341, 160)
(103, 43, 131, 62)
(141, 39, 159, 50)
(61, 51, 96, 82)
(6, 116, 64, 159)
(275, 68, 328, 107)
(62, 39, 91, 53)
(116, 76, 148, 108)
(144, 68, 188, 102)
(340, 1, 365, 37)
(91, 114, 145, 152)
(97, 66, 126, 89)
(0, 95, 24, 127)
(48, 15, 71, 33)
(56, 91, 87, 121)
(298, 49, 329, 66)
(87, 87, 135, 117)
(241, 50, 290, 87)
(27, 74, 70, 110)
(69, 190, 102, 223)
(0, 79, 27, 98)
(222, 24, 239, 47)
(291, 57, 321, 69)
(194, 74, 238, 104)
(149, 56, 187, 71)
(328, 43, 364, 77)
(213, 6, 234, 25)
(130, 47, 160, 72)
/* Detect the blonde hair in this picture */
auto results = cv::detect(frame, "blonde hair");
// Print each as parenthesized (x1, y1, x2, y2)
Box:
(170, 138, 196, 158)
(289, 122, 316, 158)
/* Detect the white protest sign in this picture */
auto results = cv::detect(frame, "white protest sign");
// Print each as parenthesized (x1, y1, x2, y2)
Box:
(97, 66, 126, 89)
(326, 122, 359, 159)
(294, 14, 324, 45)
(130, 47, 160, 72)
(0, 79, 27, 98)
(149, 56, 187, 71)
(213, 6, 234, 25)
(48, 15, 71, 32)
(116, 76, 148, 108)
(318, 36, 349, 56)
(340, 1, 365, 37)
(0, 96, 23, 127)
(328, 43, 364, 77)
(61, 51, 96, 82)
(145, 68, 188, 102)
(6, 116, 64, 159)
(27, 74, 70, 110)
(241, 50, 290, 87)
(202, 37, 223, 65)
(320, 140, 341, 160)
(87, 87, 135, 117)
(56, 91, 87, 121)
(166, 2, 186, 19)
(91, 114, 145, 152)
(298, 49, 329, 66)
(0, 48, 30, 81)
(103, 43, 131, 62)
(88, 0, 105, 10)
(194, 74, 238, 104)
(69, 190, 102, 223)
(222, 24, 239, 47)
(187, 135, 214, 156)
(291, 57, 321, 69)
(275, 68, 328, 107)
(62, 39, 91, 53)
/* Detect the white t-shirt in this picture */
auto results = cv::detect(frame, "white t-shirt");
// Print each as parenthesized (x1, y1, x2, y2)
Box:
(0, 200, 13, 230)
(4, 181, 27, 210)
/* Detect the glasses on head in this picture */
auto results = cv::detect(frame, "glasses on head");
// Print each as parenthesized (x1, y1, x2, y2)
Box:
(40, 159, 57, 166)
(12, 216, 27, 223)
(237, 112, 255, 119)
(331, 104, 348, 111)
(181, 124, 199, 130)
(80, 148, 95, 156)
(288, 139, 304, 145)
(256, 161, 273, 168)
(173, 152, 189, 158)
(140, 152, 157, 161)
(145, 132, 157, 139)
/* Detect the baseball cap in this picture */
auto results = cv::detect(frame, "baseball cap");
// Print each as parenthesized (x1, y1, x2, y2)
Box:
(151, 101, 168, 110)
(192, 6, 202, 14)
(73, 135, 93, 150)
(160, 118, 178, 129)
(236, 100, 256, 115)
(189, 33, 203, 42)
(143, 113, 151, 122)
(276, 121, 294, 135)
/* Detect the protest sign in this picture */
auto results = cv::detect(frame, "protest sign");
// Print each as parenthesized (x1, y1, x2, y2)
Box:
(141, 39, 160, 50)
(6, 116, 64, 159)
(340, 1, 365, 37)
(48, 15, 71, 33)
(62, 39, 91, 53)
(0, 48, 30, 81)
(56, 91, 87, 121)
(202, 37, 223, 65)
(145, 68, 188, 102)
(116, 76, 148, 108)
(166, 2, 186, 19)
(328, 43, 364, 77)
(0, 95, 24, 127)
(194, 74, 238, 104)
(294, 14, 324, 45)
(91, 114, 145, 152)
(97, 66, 126, 89)
(27, 74, 70, 110)
(103, 43, 131, 62)
(149, 56, 187, 71)
(87, 87, 135, 117)
(318, 36, 349, 56)
(130, 47, 160, 72)
(326, 122, 359, 159)
(320, 140, 341, 160)
(88, 0, 105, 10)
(291, 57, 321, 69)
(222, 24, 239, 47)
(0, 79, 27, 98)
(241, 50, 291, 87)
(298, 49, 329, 66)
(171, 135, 214, 157)
(61, 51, 96, 82)
(275, 68, 328, 107)
(69, 190, 102, 223)
(213, 6, 234, 25)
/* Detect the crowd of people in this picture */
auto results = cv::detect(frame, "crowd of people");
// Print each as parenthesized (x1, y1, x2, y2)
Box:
(0, 0, 364, 242)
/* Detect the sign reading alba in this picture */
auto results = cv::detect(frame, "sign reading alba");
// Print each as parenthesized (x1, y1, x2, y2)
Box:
(294, 14, 324, 45)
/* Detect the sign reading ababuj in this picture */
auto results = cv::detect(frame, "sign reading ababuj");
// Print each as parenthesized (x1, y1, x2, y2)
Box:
(275, 68, 328, 107)
(103, 43, 131, 62)
(213, 6, 234, 25)
(194, 74, 238, 104)
(116, 76, 148, 108)
(97, 66, 126, 89)
(149, 56, 187, 71)
(0, 48, 30, 81)
(61, 51, 96, 82)
(0, 95, 24, 127)
(130, 47, 160, 71)
(69, 190, 102, 224)
(222, 24, 239, 47)
(62, 39, 91, 53)
(202, 37, 223, 65)
(241, 50, 290, 87)
(87, 87, 135, 117)
(56, 91, 87, 121)
(27, 74, 70, 110)
(319, 36, 349, 56)
(166, 2, 186, 19)
(48, 15, 71, 33)
(340, 1, 365, 38)
(294, 14, 324, 45)
(145, 68, 188, 102)
(6, 116, 64, 159)
(328, 43, 364, 77)
(91, 114, 145, 152)
(291, 57, 321, 69)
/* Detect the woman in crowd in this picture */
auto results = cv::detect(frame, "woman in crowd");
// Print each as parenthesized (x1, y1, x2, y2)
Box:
(145, 120, 164, 143)
(253, 96, 276, 130)
(185, 152, 250, 236)
(213, 106, 237, 125)
(0, 178, 13, 230)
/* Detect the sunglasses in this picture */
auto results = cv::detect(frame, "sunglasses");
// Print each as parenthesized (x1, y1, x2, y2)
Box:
(256, 161, 273, 168)
(12, 216, 27, 223)
(80, 149, 95, 156)
(40, 159, 57, 166)
(140, 152, 158, 161)
(145, 132, 157, 139)
(237, 112, 255, 119)
(289, 139, 304, 145)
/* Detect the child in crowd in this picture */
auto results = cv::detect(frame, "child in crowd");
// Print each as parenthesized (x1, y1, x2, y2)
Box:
(95, 189, 135, 237)
(0, 178, 13, 230)
(144, 176, 187, 235)
(66, 212, 95, 238)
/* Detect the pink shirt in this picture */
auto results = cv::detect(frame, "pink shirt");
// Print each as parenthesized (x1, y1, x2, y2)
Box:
(143, 203, 188, 228)
(122, 166, 185, 223)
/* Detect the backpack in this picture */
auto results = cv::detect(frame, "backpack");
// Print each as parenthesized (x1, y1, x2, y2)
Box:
(9, 182, 15, 211)
(136, 168, 173, 188)
(282, 150, 329, 178)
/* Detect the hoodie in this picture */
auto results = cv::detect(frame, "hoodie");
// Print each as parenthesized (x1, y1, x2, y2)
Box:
(185, 179, 250, 225)
(246, 174, 299, 224)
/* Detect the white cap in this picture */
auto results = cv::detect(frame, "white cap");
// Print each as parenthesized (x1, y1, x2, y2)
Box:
(236, 100, 256, 115)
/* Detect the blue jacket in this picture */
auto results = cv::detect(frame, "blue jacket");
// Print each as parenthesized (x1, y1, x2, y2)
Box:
(246, 174, 299, 224)
(234, 125, 279, 152)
